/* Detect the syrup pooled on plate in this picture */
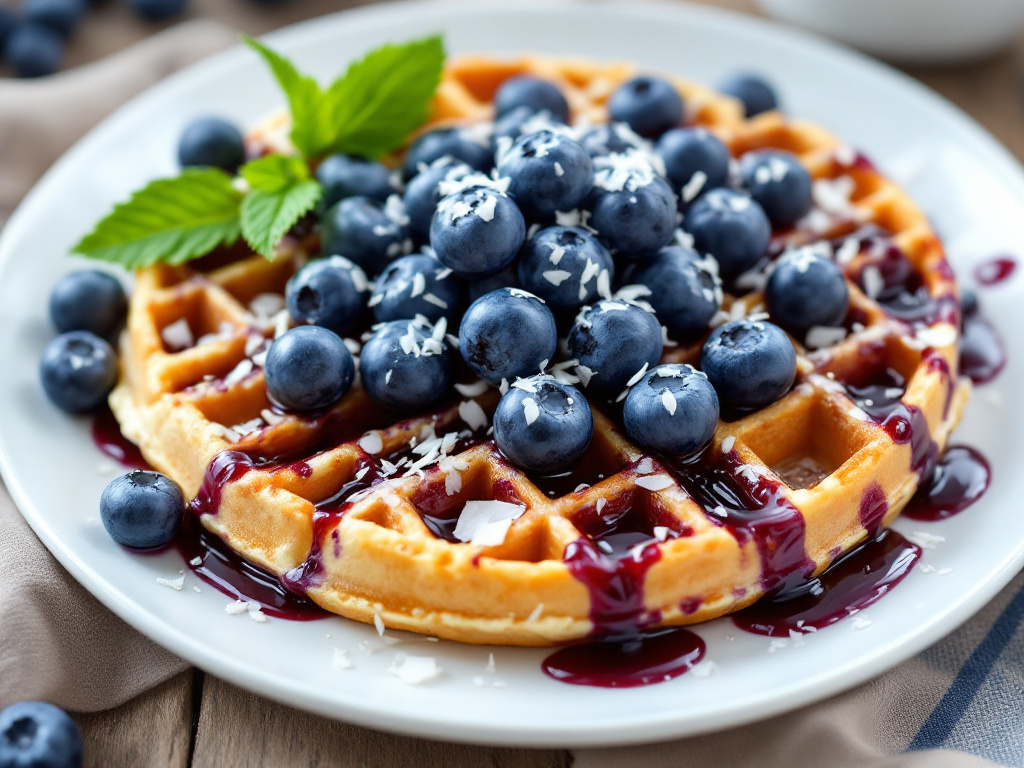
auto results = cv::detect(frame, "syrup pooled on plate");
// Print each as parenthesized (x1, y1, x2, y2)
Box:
(903, 445, 990, 522)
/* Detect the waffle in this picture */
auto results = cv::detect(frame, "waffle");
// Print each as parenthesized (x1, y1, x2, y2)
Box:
(109, 55, 969, 645)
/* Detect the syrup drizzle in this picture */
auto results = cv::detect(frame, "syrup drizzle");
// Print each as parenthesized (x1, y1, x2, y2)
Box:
(974, 256, 1017, 287)
(960, 307, 1006, 385)
(92, 406, 151, 470)
(903, 445, 991, 522)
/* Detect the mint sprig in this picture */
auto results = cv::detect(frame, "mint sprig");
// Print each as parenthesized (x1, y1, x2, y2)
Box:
(239, 154, 322, 257)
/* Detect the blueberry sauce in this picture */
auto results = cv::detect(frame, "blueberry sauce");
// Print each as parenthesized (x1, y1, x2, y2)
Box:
(91, 406, 151, 470)
(904, 445, 991, 522)
(188, 450, 255, 517)
(859, 482, 889, 537)
(960, 309, 1006, 385)
(974, 257, 1017, 287)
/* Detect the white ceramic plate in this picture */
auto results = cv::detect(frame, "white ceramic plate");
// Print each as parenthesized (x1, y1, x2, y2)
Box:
(1, 0, 1023, 748)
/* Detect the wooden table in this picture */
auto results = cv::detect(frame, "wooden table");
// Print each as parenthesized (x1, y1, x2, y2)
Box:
(57, 1, 1024, 764)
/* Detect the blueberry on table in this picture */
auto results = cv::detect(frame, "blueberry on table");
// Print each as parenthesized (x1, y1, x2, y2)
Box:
(285, 256, 369, 336)
(495, 75, 570, 124)
(316, 154, 395, 207)
(40, 331, 118, 414)
(360, 319, 452, 411)
(623, 363, 719, 458)
(608, 75, 684, 139)
(568, 300, 663, 397)
(719, 72, 779, 118)
(459, 287, 558, 385)
(766, 247, 849, 338)
(22, 0, 84, 37)
(129, 0, 188, 21)
(100, 470, 183, 549)
(48, 270, 127, 337)
(402, 127, 494, 181)
(403, 159, 472, 243)
(177, 117, 245, 172)
(0, 700, 83, 768)
(738, 150, 813, 230)
(517, 225, 613, 312)
(370, 251, 463, 324)
(656, 127, 732, 206)
(701, 319, 796, 411)
(265, 325, 355, 412)
(497, 130, 594, 220)
(588, 163, 678, 260)
(493, 376, 593, 472)
(576, 123, 647, 160)
(4, 22, 64, 78)
(430, 185, 525, 280)
(684, 188, 771, 281)
(320, 196, 410, 276)
(625, 245, 722, 340)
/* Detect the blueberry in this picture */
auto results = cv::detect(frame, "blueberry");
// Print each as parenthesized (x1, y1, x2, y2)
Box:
(623, 364, 719, 458)
(402, 127, 493, 181)
(430, 186, 525, 279)
(177, 117, 245, 172)
(493, 377, 593, 472)
(49, 270, 127, 337)
(684, 188, 770, 280)
(321, 196, 410, 276)
(576, 123, 647, 159)
(459, 288, 557, 385)
(497, 130, 593, 220)
(495, 76, 570, 123)
(738, 150, 812, 229)
(0, 7, 16, 49)
(625, 245, 722, 340)
(265, 325, 355, 412)
(608, 76, 684, 139)
(467, 263, 519, 303)
(99, 471, 183, 549)
(4, 22, 63, 78)
(0, 701, 82, 768)
(766, 247, 848, 337)
(517, 225, 613, 312)
(701, 319, 796, 411)
(129, 0, 187, 20)
(285, 256, 369, 336)
(370, 252, 463, 324)
(492, 106, 566, 147)
(316, 154, 394, 207)
(568, 300, 663, 397)
(656, 128, 732, 206)
(360, 319, 451, 411)
(719, 72, 778, 118)
(960, 288, 979, 318)
(40, 331, 117, 414)
(22, 0, 83, 37)
(588, 164, 677, 259)
(402, 159, 472, 243)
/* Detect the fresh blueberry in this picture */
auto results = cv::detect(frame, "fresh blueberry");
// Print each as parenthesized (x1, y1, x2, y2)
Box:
(701, 319, 796, 411)
(684, 188, 770, 280)
(402, 127, 493, 181)
(467, 263, 519, 303)
(495, 75, 570, 123)
(492, 106, 566, 147)
(320, 196, 410, 276)
(49, 270, 127, 337)
(22, 0, 83, 37)
(265, 325, 355, 412)
(493, 376, 593, 472)
(576, 123, 647, 159)
(568, 300, 663, 397)
(608, 75, 684, 139)
(960, 288, 979, 319)
(517, 225, 613, 312)
(624, 245, 722, 340)
(4, 22, 63, 78)
(370, 251, 463, 324)
(588, 163, 677, 259)
(738, 150, 813, 229)
(766, 247, 849, 337)
(129, 0, 187, 21)
(0, 7, 16, 49)
(177, 117, 245, 172)
(99, 471, 183, 549)
(316, 154, 394, 207)
(459, 288, 557, 385)
(40, 331, 117, 414)
(719, 72, 778, 118)
(656, 128, 731, 206)
(496, 130, 593, 220)
(360, 319, 451, 411)
(623, 364, 719, 458)
(430, 186, 525, 279)
(402, 159, 472, 243)
(285, 256, 369, 336)
(0, 701, 83, 768)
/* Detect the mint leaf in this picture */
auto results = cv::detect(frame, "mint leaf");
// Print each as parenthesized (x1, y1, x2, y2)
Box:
(72, 168, 242, 269)
(239, 164, 322, 258)
(241, 152, 312, 191)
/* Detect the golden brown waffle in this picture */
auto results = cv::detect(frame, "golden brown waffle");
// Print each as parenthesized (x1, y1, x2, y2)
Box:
(110, 56, 968, 645)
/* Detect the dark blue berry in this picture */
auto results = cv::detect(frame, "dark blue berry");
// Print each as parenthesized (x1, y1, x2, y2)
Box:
(0, 701, 83, 768)
(719, 72, 778, 118)
(430, 186, 525, 279)
(360, 319, 451, 411)
(493, 377, 593, 472)
(402, 127, 493, 181)
(588, 167, 677, 259)
(4, 22, 63, 78)
(766, 247, 849, 337)
(623, 364, 719, 457)
(40, 331, 117, 414)
(317, 154, 394, 207)
(22, 0, 83, 37)
(495, 76, 570, 123)
(402, 159, 472, 243)
(49, 270, 127, 337)
(608, 76, 684, 139)
(517, 225, 613, 312)
(370, 252, 463, 324)
(467, 263, 519, 303)
(567, 300, 663, 397)
(656, 128, 731, 206)
(265, 325, 355, 412)
(285, 256, 369, 336)
(100, 471, 183, 549)
(960, 288, 979, 318)
(738, 150, 813, 229)
(497, 130, 594, 220)
(459, 288, 557, 385)
(177, 117, 245, 172)
(320, 196, 410, 276)
(129, 0, 187, 21)
(576, 123, 646, 159)
(0, 7, 16, 48)
(684, 188, 770, 280)
(701, 319, 796, 410)
(625, 245, 722, 340)
(492, 106, 566, 147)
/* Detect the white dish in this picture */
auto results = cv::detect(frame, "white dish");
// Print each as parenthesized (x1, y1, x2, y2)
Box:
(1, 0, 1023, 748)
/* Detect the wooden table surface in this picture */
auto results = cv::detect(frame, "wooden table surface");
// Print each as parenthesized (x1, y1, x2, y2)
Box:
(53, 1, 1024, 765)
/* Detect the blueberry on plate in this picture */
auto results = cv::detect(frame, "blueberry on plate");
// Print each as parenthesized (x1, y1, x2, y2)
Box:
(567, 300, 663, 397)
(738, 150, 813, 230)
(4, 22, 64, 78)
(766, 246, 849, 338)
(492, 106, 566, 147)
(517, 225, 613, 312)
(430, 185, 526, 279)
(402, 126, 494, 181)
(467, 263, 519, 303)
(459, 287, 558, 385)
(576, 123, 647, 159)
(608, 75, 684, 139)
(623, 363, 719, 458)
(403, 159, 472, 243)
(370, 251, 463, 324)
(493, 376, 593, 472)
(321, 196, 410, 276)
(100, 470, 183, 549)
(588, 162, 678, 259)
(0, 701, 83, 768)
(495, 75, 570, 124)
(497, 130, 594, 220)
(701, 319, 796, 411)
(960, 288, 979, 319)
(625, 245, 723, 340)
(718, 72, 779, 118)
(316, 154, 394, 207)
(22, 0, 84, 37)
(129, 0, 188, 21)
(656, 128, 732, 206)
(360, 319, 451, 411)
(49, 270, 127, 337)
(0, 7, 16, 48)
(285, 256, 369, 336)
(265, 325, 355, 412)
(177, 117, 245, 172)
(684, 188, 770, 281)
(40, 331, 118, 414)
